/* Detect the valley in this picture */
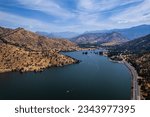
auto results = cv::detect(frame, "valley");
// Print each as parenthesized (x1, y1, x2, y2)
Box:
(0, 24, 150, 100)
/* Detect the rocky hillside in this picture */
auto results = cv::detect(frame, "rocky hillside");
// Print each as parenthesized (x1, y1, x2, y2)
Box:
(112, 34, 150, 53)
(0, 26, 12, 35)
(0, 27, 78, 52)
(72, 32, 128, 46)
(0, 26, 79, 73)
(125, 53, 150, 99)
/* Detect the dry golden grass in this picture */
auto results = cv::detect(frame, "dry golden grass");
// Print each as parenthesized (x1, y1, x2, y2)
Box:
(0, 27, 80, 73)
(0, 43, 77, 73)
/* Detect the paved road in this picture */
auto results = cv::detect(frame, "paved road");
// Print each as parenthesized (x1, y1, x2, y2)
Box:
(123, 60, 140, 100)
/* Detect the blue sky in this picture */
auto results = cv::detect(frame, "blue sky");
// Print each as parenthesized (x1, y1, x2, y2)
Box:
(0, 0, 150, 32)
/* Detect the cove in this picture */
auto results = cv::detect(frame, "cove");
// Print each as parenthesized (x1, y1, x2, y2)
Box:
(0, 50, 131, 100)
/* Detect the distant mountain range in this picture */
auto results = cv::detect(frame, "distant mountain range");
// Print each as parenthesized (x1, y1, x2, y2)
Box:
(36, 31, 79, 39)
(36, 25, 150, 47)
(71, 32, 128, 46)
(86, 24, 150, 40)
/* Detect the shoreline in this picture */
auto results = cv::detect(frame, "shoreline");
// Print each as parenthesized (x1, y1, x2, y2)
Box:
(108, 57, 141, 100)
(0, 52, 81, 74)
(122, 60, 140, 100)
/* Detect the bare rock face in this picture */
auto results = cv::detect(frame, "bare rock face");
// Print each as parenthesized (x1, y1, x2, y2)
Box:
(0, 26, 80, 73)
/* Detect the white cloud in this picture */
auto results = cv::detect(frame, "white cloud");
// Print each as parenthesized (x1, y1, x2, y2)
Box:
(76, 0, 150, 30)
(78, 0, 94, 10)
(0, 11, 77, 32)
(77, 0, 135, 12)
(120, 0, 142, 5)
(76, 0, 135, 29)
(110, 0, 150, 26)
(0, 10, 90, 33)
(1, 0, 150, 32)
(16, 0, 75, 19)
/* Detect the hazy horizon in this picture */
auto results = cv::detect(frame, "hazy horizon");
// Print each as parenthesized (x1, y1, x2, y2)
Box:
(0, 0, 150, 32)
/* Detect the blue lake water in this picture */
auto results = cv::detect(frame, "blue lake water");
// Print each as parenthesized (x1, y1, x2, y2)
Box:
(0, 50, 131, 99)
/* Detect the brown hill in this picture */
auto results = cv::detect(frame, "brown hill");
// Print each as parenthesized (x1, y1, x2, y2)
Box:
(0, 26, 79, 73)
(0, 27, 77, 52)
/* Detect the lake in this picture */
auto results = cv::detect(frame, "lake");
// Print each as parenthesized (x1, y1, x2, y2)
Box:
(0, 50, 131, 100)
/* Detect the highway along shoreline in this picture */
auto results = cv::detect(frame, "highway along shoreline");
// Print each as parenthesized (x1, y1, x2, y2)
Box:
(107, 57, 141, 100)
(122, 60, 141, 100)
